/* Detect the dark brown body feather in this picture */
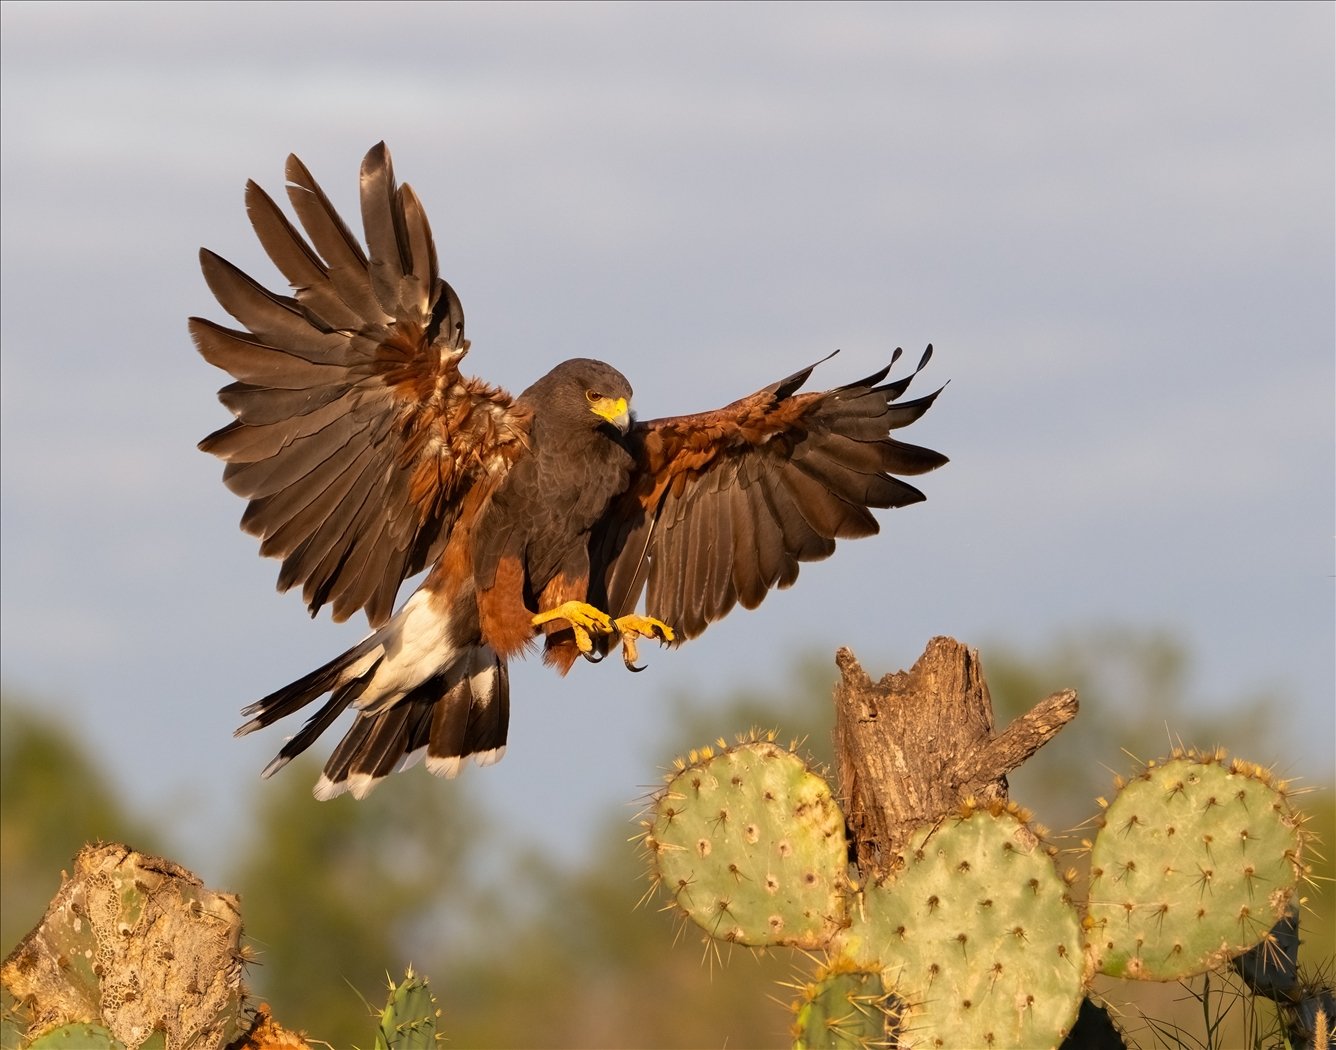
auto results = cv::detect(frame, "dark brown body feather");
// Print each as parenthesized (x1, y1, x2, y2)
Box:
(195, 143, 947, 798)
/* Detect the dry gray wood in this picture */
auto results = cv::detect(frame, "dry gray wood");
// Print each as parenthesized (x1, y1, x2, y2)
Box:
(833, 636, 1078, 877)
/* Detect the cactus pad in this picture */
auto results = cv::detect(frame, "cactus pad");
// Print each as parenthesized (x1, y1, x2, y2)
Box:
(790, 962, 899, 1050)
(833, 804, 1084, 1049)
(374, 967, 440, 1050)
(1086, 752, 1305, 981)
(645, 740, 849, 948)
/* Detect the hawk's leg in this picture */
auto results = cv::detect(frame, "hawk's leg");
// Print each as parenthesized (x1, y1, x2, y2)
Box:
(531, 602, 674, 670)
(531, 601, 613, 654)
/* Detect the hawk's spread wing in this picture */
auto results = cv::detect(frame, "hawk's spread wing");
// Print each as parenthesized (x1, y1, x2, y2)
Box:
(593, 347, 946, 641)
(193, 143, 526, 627)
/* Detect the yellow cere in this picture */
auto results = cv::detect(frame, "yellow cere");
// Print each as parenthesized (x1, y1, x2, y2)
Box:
(589, 396, 629, 425)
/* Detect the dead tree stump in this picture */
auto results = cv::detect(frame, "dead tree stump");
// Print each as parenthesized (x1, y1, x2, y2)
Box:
(833, 636, 1079, 878)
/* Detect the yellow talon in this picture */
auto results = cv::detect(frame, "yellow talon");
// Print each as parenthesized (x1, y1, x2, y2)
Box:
(613, 614, 675, 644)
(611, 614, 675, 671)
(531, 603, 675, 670)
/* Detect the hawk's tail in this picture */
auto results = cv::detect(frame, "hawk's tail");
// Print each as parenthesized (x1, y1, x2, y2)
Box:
(312, 645, 509, 801)
(234, 595, 509, 800)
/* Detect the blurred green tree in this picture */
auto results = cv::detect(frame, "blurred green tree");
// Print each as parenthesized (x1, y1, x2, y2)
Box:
(439, 823, 799, 1048)
(226, 754, 494, 1042)
(0, 698, 161, 953)
(427, 656, 843, 1048)
(979, 628, 1289, 833)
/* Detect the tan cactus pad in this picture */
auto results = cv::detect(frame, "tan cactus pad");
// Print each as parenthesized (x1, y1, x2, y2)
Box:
(833, 806, 1084, 1049)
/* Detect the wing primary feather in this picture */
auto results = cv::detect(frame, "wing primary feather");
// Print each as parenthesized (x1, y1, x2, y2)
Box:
(876, 343, 935, 401)
(218, 379, 351, 426)
(284, 153, 389, 324)
(841, 348, 900, 391)
(359, 142, 414, 317)
(190, 319, 347, 388)
(778, 461, 864, 540)
(705, 476, 738, 624)
(770, 349, 840, 401)
(242, 427, 374, 540)
(199, 394, 352, 463)
(398, 185, 438, 322)
(764, 468, 836, 564)
(225, 411, 366, 502)
(198, 250, 349, 361)
(727, 480, 766, 610)
(244, 179, 363, 331)
(750, 470, 801, 590)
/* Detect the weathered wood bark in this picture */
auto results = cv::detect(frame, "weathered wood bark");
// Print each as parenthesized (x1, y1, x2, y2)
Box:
(833, 636, 1078, 877)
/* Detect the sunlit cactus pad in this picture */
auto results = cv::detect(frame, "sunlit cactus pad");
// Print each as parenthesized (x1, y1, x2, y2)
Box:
(833, 804, 1084, 1050)
(645, 739, 849, 948)
(1086, 750, 1306, 981)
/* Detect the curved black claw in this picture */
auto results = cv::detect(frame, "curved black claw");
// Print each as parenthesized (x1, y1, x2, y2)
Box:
(581, 648, 606, 665)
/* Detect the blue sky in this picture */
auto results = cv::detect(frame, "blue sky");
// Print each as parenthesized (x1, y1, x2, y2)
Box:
(2, 1, 1332, 874)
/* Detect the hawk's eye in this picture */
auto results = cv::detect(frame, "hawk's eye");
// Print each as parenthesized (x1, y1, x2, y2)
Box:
(586, 390, 603, 403)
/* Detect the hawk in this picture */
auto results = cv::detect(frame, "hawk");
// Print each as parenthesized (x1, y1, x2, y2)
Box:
(194, 143, 947, 800)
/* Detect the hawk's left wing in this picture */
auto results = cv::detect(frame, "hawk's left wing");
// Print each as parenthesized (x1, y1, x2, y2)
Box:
(590, 346, 947, 642)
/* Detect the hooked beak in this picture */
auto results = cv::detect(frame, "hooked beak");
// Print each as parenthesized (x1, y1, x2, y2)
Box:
(589, 395, 630, 433)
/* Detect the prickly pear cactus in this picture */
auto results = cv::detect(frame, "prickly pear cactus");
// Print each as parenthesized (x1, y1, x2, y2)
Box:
(790, 961, 898, 1050)
(644, 738, 849, 948)
(1, 843, 245, 1049)
(833, 802, 1084, 1050)
(643, 733, 1321, 1048)
(1085, 751, 1306, 981)
(373, 967, 440, 1050)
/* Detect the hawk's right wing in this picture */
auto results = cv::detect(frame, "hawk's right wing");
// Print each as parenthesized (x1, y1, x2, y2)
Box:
(193, 143, 529, 627)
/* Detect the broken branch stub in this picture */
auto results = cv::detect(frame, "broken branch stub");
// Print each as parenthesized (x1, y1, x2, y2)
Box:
(833, 636, 1078, 876)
